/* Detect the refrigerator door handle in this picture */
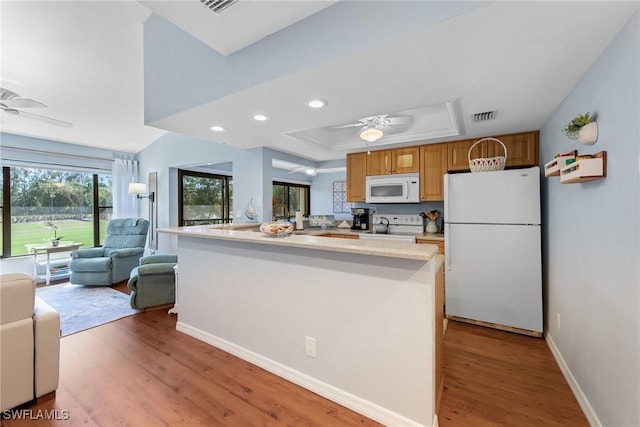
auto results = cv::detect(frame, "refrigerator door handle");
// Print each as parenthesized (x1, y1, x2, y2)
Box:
(444, 223, 450, 271)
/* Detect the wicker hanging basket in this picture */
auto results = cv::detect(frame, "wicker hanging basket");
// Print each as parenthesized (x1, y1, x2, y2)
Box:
(468, 137, 508, 172)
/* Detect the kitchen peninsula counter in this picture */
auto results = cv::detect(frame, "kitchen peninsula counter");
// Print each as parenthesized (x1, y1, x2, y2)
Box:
(158, 224, 444, 427)
(159, 224, 437, 261)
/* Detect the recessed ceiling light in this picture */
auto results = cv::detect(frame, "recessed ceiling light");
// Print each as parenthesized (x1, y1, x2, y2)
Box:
(253, 114, 269, 121)
(306, 99, 327, 109)
(210, 125, 225, 132)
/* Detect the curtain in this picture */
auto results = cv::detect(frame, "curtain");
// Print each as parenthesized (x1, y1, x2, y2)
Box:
(112, 159, 140, 218)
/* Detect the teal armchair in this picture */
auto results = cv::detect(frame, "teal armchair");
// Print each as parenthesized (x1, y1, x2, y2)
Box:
(69, 218, 149, 286)
(128, 254, 177, 310)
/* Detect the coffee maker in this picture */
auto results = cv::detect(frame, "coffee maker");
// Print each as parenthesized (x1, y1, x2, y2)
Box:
(351, 208, 370, 230)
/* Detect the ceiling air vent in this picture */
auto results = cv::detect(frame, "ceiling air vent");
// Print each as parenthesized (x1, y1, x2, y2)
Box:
(472, 110, 496, 123)
(200, 0, 238, 14)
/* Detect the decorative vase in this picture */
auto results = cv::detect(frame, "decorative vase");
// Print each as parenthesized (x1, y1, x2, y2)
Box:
(426, 220, 438, 234)
(578, 122, 598, 145)
(51, 239, 60, 247)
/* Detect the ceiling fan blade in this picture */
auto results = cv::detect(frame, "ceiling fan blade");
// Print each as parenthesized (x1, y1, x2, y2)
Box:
(1, 98, 47, 108)
(386, 116, 414, 125)
(11, 109, 73, 128)
(335, 122, 365, 129)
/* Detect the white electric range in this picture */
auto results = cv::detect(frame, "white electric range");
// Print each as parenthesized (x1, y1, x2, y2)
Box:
(358, 214, 424, 243)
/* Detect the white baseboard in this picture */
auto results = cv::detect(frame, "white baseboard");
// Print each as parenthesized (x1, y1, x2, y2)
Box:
(545, 330, 601, 427)
(177, 321, 432, 427)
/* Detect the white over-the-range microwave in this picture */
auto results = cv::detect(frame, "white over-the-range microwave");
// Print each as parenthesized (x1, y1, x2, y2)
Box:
(365, 173, 420, 203)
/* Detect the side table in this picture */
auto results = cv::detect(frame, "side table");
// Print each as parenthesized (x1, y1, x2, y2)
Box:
(25, 242, 83, 285)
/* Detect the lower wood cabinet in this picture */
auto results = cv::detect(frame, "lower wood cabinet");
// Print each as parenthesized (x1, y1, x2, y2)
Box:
(320, 233, 359, 239)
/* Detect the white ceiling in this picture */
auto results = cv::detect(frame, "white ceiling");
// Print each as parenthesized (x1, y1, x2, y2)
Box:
(1, 1, 638, 161)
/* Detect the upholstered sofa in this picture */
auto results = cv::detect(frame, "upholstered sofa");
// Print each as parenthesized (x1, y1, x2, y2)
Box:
(0, 273, 60, 411)
(128, 255, 177, 310)
(69, 218, 149, 286)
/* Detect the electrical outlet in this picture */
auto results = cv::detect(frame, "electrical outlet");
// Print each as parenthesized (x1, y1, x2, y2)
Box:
(557, 312, 561, 330)
(305, 336, 317, 358)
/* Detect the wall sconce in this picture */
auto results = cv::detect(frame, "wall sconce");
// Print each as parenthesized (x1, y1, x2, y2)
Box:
(128, 172, 158, 251)
(128, 182, 155, 202)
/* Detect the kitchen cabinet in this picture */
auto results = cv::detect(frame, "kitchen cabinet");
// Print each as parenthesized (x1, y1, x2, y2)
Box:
(320, 233, 359, 239)
(448, 131, 539, 171)
(417, 239, 444, 254)
(447, 138, 483, 171)
(493, 131, 539, 168)
(420, 143, 448, 201)
(366, 147, 419, 175)
(346, 152, 367, 202)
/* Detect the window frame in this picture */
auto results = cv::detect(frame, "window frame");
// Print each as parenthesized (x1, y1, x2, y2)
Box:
(272, 181, 311, 219)
(178, 169, 232, 226)
(0, 166, 112, 258)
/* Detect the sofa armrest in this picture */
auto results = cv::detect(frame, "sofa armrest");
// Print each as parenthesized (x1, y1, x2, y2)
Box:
(107, 247, 144, 258)
(72, 247, 106, 259)
(33, 297, 60, 398)
(140, 255, 178, 265)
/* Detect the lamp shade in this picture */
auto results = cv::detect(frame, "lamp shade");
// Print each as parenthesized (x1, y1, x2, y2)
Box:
(128, 182, 147, 195)
(360, 126, 383, 142)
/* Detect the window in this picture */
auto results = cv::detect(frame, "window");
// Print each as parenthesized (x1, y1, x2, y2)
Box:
(178, 170, 232, 226)
(1, 166, 112, 258)
(272, 181, 310, 219)
(332, 180, 352, 214)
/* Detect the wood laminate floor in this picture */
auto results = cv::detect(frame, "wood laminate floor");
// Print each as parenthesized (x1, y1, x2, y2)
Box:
(439, 320, 589, 427)
(4, 290, 588, 427)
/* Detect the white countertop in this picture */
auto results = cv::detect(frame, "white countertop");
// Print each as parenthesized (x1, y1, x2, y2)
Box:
(158, 224, 438, 261)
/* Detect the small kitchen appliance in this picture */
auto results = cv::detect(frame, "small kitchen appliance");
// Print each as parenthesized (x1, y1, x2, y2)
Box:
(444, 166, 542, 334)
(365, 173, 420, 204)
(351, 208, 370, 230)
(359, 214, 423, 243)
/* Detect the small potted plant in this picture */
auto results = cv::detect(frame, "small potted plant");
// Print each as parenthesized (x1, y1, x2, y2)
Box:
(563, 112, 598, 145)
(43, 221, 63, 246)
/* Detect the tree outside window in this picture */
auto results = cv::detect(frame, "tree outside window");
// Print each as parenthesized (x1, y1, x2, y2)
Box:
(1, 166, 111, 257)
(272, 181, 310, 220)
(178, 169, 232, 226)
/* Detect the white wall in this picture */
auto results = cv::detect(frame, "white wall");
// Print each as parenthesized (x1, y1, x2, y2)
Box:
(540, 11, 639, 427)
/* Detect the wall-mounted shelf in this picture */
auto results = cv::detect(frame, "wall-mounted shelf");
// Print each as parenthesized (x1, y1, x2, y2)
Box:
(544, 150, 577, 177)
(560, 151, 607, 183)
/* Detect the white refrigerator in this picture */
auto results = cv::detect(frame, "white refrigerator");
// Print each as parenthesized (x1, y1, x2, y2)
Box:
(444, 166, 542, 334)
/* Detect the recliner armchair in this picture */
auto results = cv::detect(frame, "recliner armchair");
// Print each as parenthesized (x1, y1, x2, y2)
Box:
(128, 254, 177, 310)
(1, 273, 60, 411)
(69, 218, 149, 286)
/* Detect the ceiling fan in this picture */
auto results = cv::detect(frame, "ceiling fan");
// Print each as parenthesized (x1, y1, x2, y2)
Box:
(287, 166, 345, 176)
(337, 114, 414, 142)
(0, 87, 73, 128)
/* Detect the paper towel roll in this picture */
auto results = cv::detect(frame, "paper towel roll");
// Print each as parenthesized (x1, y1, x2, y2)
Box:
(295, 211, 303, 230)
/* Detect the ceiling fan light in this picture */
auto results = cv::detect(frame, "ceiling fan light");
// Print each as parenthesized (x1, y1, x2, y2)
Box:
(360, 126, 383, 142)
(306, 99, 327, 109)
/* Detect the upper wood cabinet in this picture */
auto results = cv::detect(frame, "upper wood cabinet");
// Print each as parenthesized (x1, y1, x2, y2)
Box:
(366, 147, 419, 175)
(346, 152, 367, 202)
(447, 138, 486, 171)
(420, 143, 448, 201)
(493, 131, 539, 168)
(448, 131, 539, 172)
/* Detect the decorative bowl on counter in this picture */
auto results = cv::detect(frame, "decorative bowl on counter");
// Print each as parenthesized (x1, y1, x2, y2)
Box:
(260, 221, 294, 237)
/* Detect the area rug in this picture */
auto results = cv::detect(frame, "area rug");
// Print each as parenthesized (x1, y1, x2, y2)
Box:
(36, 283, 140, 337)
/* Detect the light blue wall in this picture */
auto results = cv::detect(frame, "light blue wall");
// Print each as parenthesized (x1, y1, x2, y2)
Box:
(540, 11, 639, 427)
(136, 132, 323, 253)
